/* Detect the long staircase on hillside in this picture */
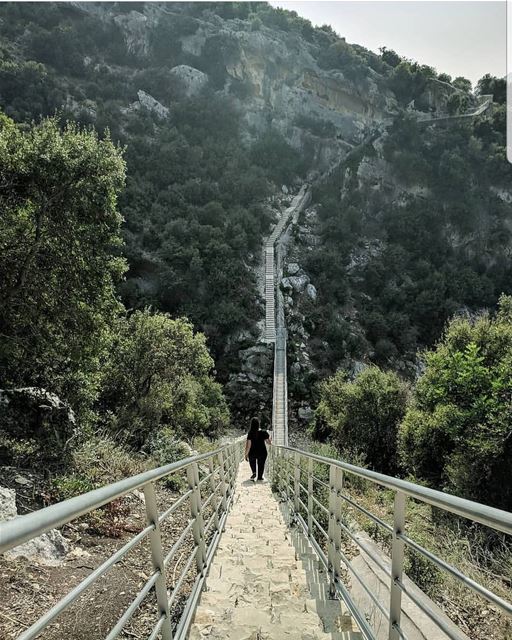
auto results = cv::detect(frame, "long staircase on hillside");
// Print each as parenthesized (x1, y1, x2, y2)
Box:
(1, 184, 511, 640)
(263, 185, 311, 446)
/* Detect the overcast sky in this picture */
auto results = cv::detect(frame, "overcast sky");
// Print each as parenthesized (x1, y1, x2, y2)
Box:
(269, 1, 505, 86)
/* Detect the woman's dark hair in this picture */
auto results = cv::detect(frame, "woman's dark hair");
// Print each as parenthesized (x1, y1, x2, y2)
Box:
(248, 416, 260, 437)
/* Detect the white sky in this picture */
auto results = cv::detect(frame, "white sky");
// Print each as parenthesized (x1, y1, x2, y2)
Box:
(269, 1, 505, 86)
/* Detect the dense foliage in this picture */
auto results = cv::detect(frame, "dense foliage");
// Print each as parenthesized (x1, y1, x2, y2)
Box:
(99, 310, 229, 447)
(0, 114, 230, 470)
(315, 367, 409, 474)
(308, 103, 512, 374)
(399, 296, 512, 510)
(0, 115, 125, 423)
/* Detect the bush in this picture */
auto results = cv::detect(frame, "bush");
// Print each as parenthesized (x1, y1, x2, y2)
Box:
(399, 296, 512, 510)
(99, 310, 228, 447)
(52, 435, 148, 536)
(316, 367, 409, 475)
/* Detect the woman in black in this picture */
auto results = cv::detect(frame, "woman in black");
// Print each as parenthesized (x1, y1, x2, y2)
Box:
(244, 417, 271, 481)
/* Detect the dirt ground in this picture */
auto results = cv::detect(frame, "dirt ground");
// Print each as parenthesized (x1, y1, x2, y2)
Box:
(0, 466, 216, 640)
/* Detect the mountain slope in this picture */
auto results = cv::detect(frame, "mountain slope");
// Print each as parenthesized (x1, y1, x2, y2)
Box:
(0, 1, 509, 423)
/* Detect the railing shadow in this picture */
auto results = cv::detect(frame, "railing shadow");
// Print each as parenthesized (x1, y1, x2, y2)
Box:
(276, 495, 361, 639)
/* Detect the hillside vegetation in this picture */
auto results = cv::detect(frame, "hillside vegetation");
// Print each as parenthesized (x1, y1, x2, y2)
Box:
(0, 1, 510, 514)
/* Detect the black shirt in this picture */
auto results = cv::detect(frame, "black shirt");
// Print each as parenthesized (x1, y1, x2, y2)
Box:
(247, 430, 270, 456)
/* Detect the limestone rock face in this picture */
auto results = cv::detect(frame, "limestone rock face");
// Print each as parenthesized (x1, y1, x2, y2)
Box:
(0, 486, 69, 566)
(137, 90, 169, 118)
(0, 387, 77, 465)
(114, 11, 149, 56)
(170, 65, 208, 97)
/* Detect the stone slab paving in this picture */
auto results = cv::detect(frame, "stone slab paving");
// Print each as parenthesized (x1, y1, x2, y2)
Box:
(189, 466, 361, 640)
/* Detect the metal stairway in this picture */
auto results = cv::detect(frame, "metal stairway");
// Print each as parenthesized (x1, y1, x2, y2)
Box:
(264, 185, 311, 446)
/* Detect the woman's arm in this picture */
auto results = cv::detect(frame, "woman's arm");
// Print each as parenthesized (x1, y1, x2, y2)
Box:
(245, 439, 251, 460)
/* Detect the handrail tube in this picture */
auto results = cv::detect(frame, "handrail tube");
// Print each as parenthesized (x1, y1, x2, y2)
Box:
(16, 523, 154, 640)
(0, 442, 243, 554)
(168, 545, 198, 609)
(313, 475, 329, 490)
(204, 509, 218, 536)
(339, 544, 390, 621)
(198, 471, 214, 488)
(277, 445, 512, 535)
(311, 493, 329, 515)
(312, 514, 329, 540)
(148, 614, 166, 640)
(174, 473, 238, 639)
(398, 532, 512, 616)
(296, 510, 386, 640)
(2, 438, 244, 640)
(336, 517, 392, 577)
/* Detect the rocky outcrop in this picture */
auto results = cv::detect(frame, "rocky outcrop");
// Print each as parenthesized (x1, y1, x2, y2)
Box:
(0, 388, 77, 465)
(170, 65, 208, 96)
(137, 90, 169, 118)
(0, 487, 69, 566)
(113, 10, 150, 57)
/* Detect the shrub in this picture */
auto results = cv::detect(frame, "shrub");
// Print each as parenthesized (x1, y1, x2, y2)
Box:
(399, 296, 512, 509)
(52, 435, 148, 536)
(316, 367, 409, 475)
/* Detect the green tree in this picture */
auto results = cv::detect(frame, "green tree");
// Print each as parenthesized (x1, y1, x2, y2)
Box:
(476, 73, 506, 104)
(0, 115, 126, 422)
(99, 310, 229, 446)
(316, 366, 409, 474)
(399, 296, 512, 509)
(452, 76, 472, 93)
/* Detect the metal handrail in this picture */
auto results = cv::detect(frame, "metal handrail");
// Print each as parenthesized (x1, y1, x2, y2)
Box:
(272, 444, 512, 640)
(279, 445, 512, 535)
(1, 438, 245, 640)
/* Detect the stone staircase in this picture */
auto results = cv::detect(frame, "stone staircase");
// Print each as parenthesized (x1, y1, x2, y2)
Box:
(189, 467, 362, 639)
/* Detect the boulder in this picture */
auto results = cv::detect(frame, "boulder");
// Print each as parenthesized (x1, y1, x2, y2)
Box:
(0, 487, 16, 520)
(170, 65, 208, 97)
(287, 262, 301, 275)
(306, 283, 317, 301)
(137, 90, 169, 118)
(287, 275, 310, 293)
(0, 387, 77, 465)
(298, 405, 315, 424)
(281, 277, 293, 291)
(0, 486, 69, 566)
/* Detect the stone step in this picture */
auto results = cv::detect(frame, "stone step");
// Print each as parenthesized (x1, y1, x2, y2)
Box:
(191, 465, 362, 640)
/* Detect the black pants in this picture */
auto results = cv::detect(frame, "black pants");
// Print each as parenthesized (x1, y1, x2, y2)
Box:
(249, 452, 267, 479)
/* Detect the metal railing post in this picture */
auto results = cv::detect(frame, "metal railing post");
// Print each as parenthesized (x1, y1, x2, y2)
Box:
(307, 457, 313, 537)
(333, 466, 343, 583)
(187, 462, 207, 576)
(143, 481, 173, 640)
(275, 447, 282, 493)
(217, 450, 227, 523)
(294, 451, 300, 515)
(208, 456, 220, 533)
(389, 491, 406, 639)
(327, 464, 337, 596)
